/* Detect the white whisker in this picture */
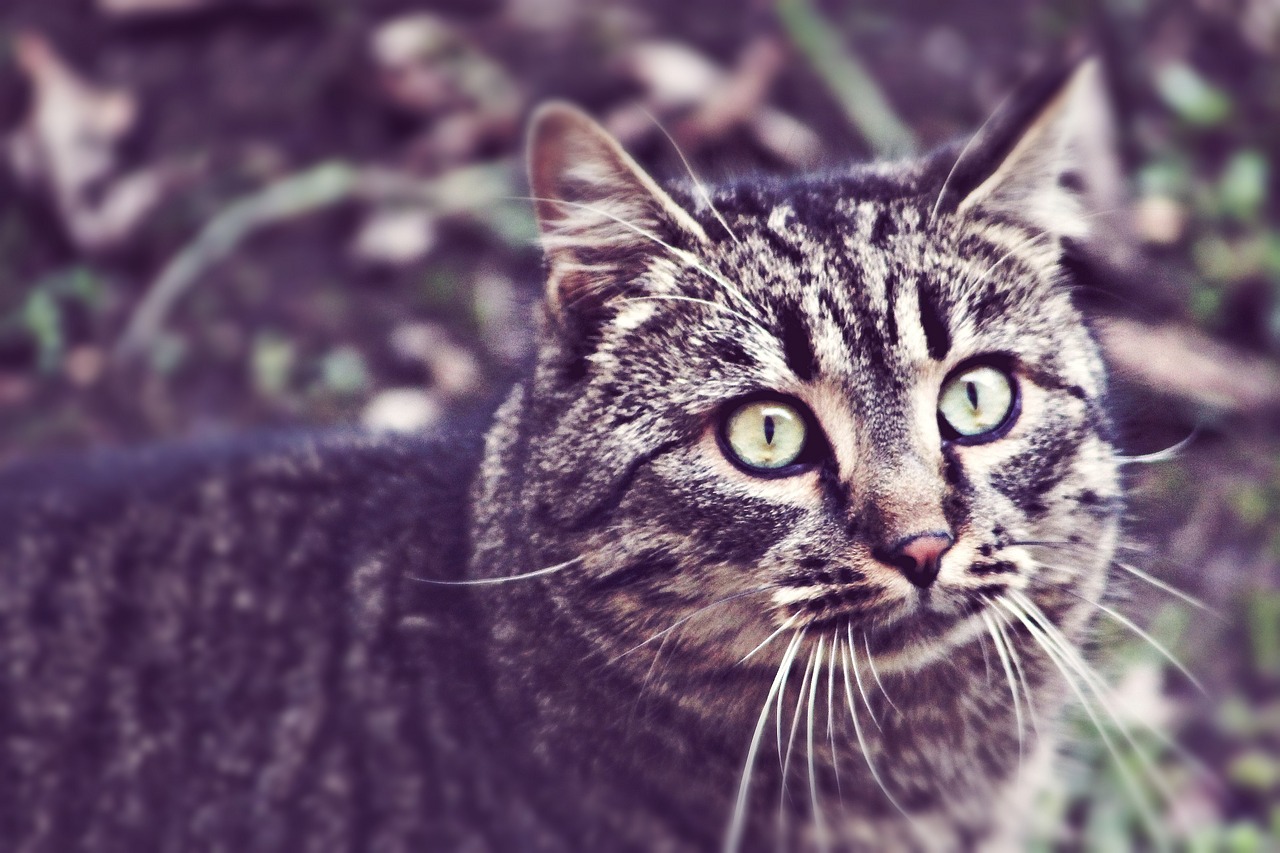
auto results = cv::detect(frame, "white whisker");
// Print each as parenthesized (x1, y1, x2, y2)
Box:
(826, 630, 843, 805)
(611, 586, 777, 666)
(617, 295, 767, 337)
(976, 625, 993, 685)
(998, 593, 1173, 851)
(1036, 574, 1208, 696)
(724, 629, 804, 853)
(863, 632, 902, 717)
(411, 556, 581, 586)
(807, 636, 829, 852)
(627, 628, 675, 734)
(520, 194, 763, 322)
(964, 229, 1056, 293)
(738, 613, 800, 667)
(847, 624, 882, 732)
(840, 638, 912, 821)
(992, 608, 1040, 740)
(1009, 543, 1214, 615)
(1114, 430, 1197, 465)
(640, 106, 742, 246)
(981, 609, 1025, 772)
(928, 89, 1014, 223)
(1114, 561, 1215, 615)
(781, 644, 817, 805)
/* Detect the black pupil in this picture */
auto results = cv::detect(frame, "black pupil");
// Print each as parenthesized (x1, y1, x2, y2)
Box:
(763, 414, 776, 445)
(965, 381, 978, 409)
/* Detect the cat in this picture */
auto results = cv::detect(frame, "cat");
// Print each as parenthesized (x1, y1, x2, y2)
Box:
(0, 59, 1125, 852)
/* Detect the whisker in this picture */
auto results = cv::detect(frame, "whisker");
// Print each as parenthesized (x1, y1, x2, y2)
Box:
(928, 87, 1015, 223)
(1114, 430, 1198, 465)
(840, 639, 913, 821)
(1041, 574, 1208, 695)
(992, 608, 1040, 741)
(846, 624, 882, 732)
(724, 629, 804, 853)
(981, 609, 1025, 772)
(617, 295, 766, 338)
(826, 630, 843, 805)
(1007, 543, 1215, 615)
(410, 556, 582, 586)
(781, 644, 817, 805)
(738, 613, 801, 666)
(976, 625, 993, 685)
(807, 636, 829, 852)
(964, 229, 1056, 293)
(1114, 561, 1216, 615)
(640, 105, 742, 246)
(518, 194, 764, 323)
(610, 585, 777, 666)
(863, 632, 902, 717)
(998, 593, 1174, 851)
(961, 207, 1129, 295)
(1009, 590, 1211, 791)
(627, 628, 676, 734)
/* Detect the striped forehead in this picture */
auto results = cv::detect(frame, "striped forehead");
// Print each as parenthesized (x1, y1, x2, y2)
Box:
(738, 198, 973, 384)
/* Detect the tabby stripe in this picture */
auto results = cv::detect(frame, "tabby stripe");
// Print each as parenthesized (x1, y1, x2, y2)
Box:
(778, 305, 818, 381)
(587, 554, 683, 593)
(916, 278, 951, 360)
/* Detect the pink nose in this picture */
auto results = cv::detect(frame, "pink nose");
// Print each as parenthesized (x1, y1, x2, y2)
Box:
(879, 532, 953, 589)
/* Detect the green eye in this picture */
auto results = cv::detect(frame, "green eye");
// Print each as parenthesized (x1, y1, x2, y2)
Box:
(722, 399, 809, 472)
(938, 364, 1017, 440)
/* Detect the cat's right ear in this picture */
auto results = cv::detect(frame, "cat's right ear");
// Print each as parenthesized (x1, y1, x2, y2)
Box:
(934, 59, 1125, 250)
(527, 103, 708, 318)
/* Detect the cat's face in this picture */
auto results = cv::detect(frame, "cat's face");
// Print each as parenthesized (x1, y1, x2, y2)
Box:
(485, 64, 1121, 688)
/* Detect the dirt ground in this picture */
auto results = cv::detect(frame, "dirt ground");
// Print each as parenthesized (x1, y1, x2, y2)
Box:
(0, 0, 1277, 846)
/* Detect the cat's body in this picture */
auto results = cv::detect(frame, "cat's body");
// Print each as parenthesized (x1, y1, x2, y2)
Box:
(1, 62, 1125, 852)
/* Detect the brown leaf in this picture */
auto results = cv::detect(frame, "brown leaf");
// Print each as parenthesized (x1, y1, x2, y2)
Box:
(4, 32, 180, 253)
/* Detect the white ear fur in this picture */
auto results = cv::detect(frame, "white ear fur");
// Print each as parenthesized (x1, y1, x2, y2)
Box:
(526, 103, 707, 315)
(958, 60, 1120, 244)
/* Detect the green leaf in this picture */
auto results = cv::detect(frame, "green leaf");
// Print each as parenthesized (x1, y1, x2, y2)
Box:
(320, 346, 369, 396)
(1156, 64, 1233, 127)
(22, 288, 62, 374)
(251, 333, 295, 399)
(1246, 590, 1280, 677)
(1228, 750, 1280, 792)
(1219, 150, 1269, 223)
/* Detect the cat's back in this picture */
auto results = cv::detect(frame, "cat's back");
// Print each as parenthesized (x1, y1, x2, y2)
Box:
(0, 421, 522, 852)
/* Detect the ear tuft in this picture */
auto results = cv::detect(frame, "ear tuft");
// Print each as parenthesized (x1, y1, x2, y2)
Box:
(527, 102, 707, 316)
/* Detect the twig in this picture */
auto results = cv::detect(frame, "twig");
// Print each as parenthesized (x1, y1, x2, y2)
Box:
(113, 162, 357, 362)
(775, 0, 917, 157)
(112, 160, 528, 364)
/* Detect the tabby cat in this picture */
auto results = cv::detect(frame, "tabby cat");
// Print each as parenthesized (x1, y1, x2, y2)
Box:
(0, 61, 1124, 852)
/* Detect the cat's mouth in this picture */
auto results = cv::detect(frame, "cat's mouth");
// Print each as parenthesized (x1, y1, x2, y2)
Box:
(777, 585, 996, 660)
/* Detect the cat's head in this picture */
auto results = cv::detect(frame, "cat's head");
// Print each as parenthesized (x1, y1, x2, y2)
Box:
(476, 61, 1122, 682)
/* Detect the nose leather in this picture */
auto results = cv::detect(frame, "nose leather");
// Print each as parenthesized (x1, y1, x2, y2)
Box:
(876, 532, 953, 589)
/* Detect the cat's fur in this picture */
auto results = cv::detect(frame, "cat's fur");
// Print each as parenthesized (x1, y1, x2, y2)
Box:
(1, 62, 1123, 851)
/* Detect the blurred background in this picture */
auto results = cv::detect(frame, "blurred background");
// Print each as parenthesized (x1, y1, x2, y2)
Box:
(0, 0, 1276, 847)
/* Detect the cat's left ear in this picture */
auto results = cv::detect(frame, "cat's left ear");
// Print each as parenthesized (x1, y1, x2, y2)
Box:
(941, 59, 1122, 246)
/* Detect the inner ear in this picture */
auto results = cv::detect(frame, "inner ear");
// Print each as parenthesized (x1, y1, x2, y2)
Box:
(526, 103, 709, 318)
(934, 59, 1121, 246)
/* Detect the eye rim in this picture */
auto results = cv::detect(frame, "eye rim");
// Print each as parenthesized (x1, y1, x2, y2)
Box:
(936, 355, 1021, 446)
(715, 391, 828, 479)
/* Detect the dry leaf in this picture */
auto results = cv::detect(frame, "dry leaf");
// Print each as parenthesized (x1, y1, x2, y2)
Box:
(4, 32, 179, 253)
(611, 39, 822, 168)
(96, 0, 214, 16)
